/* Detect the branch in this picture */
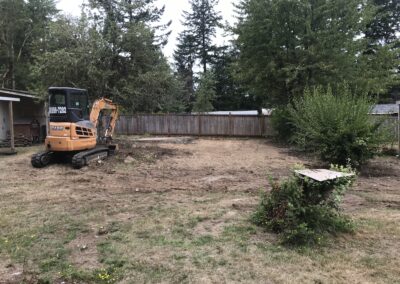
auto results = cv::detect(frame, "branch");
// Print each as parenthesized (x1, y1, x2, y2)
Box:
(16, 29, 33, 63)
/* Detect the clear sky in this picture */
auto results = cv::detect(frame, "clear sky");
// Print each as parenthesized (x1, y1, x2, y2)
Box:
(56, 0, 238, 61)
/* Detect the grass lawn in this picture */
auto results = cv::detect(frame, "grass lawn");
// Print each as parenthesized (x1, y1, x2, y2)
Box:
(0, 139, 399, 283)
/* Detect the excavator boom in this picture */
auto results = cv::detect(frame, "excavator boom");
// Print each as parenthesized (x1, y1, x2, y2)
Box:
(90, 98, 119, 142)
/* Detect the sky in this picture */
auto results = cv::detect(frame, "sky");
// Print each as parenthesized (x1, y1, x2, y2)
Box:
(56, 0, 238, 61)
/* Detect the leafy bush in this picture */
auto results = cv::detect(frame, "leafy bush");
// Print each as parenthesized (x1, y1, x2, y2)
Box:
(288, 85, 388, 167)
(252, 165, 355, 246)
(270, 107, 296, 142)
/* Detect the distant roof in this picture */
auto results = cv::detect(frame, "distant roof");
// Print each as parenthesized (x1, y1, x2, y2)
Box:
(370, 104, 399, 115)
(48, 87, 87, 92)
(0, 88, 36, 99)
(201, 109, 274, 116)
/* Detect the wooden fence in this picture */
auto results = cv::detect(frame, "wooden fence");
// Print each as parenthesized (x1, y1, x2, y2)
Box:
(115, 114, 272, 137)
(114, 114, 400, 139)
(379, 116, 398, 140)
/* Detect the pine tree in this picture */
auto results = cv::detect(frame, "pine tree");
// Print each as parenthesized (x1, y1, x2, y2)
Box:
(235, 0, 400, 105)
(193, 72, 216, 112)
(363, 0, 399, 100)
(357, 0, 400, 98)
(0, 0, 57, 89)
(31, 1, 182, 113)
(180, 0, 222, 73)
(212, 46, 252, 110)
(366, 0, 400, 45)
(174, 0, 222, 111)
(173, 32, 196, 111)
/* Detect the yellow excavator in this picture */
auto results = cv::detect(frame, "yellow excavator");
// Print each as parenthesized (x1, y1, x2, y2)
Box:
(31, 87, 119, 169)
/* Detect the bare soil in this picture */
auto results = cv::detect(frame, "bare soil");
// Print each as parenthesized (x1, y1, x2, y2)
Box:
(0, 138, 399, 283)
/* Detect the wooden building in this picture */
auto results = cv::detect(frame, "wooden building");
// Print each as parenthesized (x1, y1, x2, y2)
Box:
(0, 89, 46, 150)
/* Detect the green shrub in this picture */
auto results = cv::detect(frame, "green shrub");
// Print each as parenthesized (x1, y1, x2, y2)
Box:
(288, 85, 388, 167)
(252, 165, 355, 246)
(270, 107, 295, 142)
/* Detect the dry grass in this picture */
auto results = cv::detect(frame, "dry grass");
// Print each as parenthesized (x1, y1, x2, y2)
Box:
(0, 138, 399, 283)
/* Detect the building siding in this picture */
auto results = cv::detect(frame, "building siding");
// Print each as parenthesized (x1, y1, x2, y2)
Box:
(0, 102, 10, 140)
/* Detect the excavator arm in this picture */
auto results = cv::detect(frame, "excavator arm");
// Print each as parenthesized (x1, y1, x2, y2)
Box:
(90, 98, 119, 142)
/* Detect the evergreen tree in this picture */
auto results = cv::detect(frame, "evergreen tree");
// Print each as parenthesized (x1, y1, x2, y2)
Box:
(193, 72, 216, 112)
(174, 0, 222, 112)
(234, 0, 397, 105)
(366, 0, 400, 45)
(0, 0, 57, 89)
(30, 15, 113, 99)
(31, 1, 182, 113)
(173, 32, 196, 111)
(212, 46, 253, 110)
(364, 0, 399, 100)
(180, 0, 222, 73)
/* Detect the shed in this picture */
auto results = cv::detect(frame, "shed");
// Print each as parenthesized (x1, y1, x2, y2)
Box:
(0, 89, 46, 149)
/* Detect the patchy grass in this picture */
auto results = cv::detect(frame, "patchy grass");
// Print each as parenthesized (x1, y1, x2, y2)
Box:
(0, 139, 399, 283)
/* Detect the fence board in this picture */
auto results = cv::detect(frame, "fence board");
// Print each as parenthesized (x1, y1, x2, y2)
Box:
(115, 114, 399, 138)
(381, 116, 398, 139)
(115, 114, 272, 137)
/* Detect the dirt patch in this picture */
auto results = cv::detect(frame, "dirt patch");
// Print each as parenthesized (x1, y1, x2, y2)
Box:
(0, 258, 41, 284)
(1, 138, 400, 283)
(67, 231, 102, 270)
(121, 136, 196, 144)
(360, 157, 400, 178)
(0, 259, 23, 284)
(113, 141, 186, 164)
(192, 197, 256, 237)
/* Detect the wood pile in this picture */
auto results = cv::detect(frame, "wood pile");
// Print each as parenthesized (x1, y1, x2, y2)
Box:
(0, 134, 32, 148)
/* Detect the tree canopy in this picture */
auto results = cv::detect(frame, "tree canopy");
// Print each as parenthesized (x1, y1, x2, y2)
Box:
(234, 0, 399, 106)
(0, 0, 398, 112)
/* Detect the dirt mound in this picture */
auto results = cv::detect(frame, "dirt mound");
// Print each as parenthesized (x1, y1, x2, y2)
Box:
(86, 141, 188, 170)
(114, 141, 185, 164)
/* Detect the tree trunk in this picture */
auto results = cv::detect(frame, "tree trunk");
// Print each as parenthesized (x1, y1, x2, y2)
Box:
(202, 34, 207, 73)
(11, 39, 15, 89)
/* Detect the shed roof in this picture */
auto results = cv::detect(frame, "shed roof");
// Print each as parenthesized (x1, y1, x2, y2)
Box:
(48, 87, 87, 92)
(0, 96, 20, 102)
(0, 88, 37, 99)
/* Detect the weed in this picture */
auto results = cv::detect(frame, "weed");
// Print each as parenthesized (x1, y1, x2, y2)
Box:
(193, 235, 214, 246)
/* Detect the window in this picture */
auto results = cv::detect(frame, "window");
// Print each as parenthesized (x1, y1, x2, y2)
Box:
(50, 93, 66, 106)
(70, 92, 89, 117)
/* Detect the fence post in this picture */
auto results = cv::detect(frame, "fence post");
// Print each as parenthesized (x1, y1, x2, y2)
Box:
(259, 115, 265, 137)
(168, 113, 171, 135)
(397, 101, 400, 156)
(198, 115, 202, 136)
(229, 112, 233, 136)
(125, 116, 129, 135)
(136, 114, 140, 135)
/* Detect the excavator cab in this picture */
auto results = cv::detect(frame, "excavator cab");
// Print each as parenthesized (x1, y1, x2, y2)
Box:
(48, 87, 90, 123)
(31, 87, 119, 169)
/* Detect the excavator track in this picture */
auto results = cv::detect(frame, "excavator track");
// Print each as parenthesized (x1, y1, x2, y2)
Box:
(71, 146, 111, 169)
(31, 151, 54, 168)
